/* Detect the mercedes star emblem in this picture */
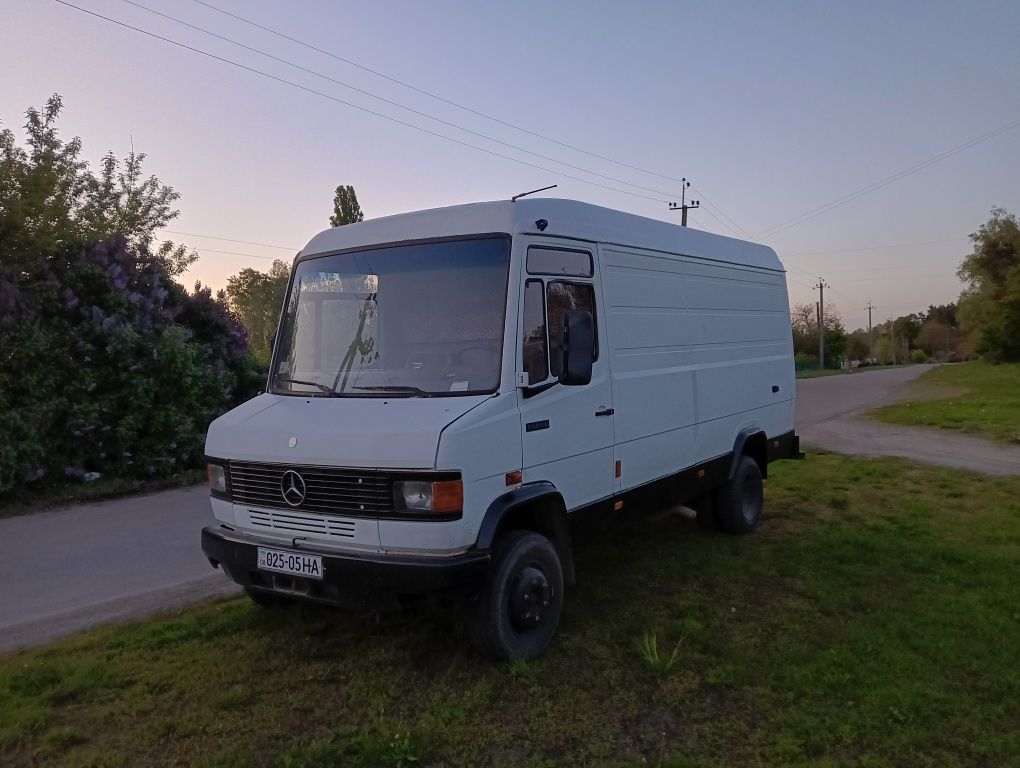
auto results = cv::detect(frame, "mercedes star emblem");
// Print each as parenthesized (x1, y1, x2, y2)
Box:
(280, 470, 306, 507)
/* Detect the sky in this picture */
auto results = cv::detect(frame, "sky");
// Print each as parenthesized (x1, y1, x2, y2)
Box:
(3, 0, 1019, 331)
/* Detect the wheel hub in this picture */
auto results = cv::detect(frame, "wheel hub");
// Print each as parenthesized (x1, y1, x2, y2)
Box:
(509, 565, 551, 629)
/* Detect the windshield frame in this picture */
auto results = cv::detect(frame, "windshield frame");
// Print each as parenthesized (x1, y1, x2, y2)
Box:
(268, 233, 512, 398)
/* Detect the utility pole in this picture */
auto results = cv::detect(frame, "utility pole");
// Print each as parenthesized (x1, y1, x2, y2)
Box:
(865, 301, 874, 361)
(668, 178, 700, 226)
(815, 278, 829, 370)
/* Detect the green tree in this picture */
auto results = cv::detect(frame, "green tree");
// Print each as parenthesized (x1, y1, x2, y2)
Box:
(0, 94, 196, 276)
(225, 259, 291, 363)
(0, 96, 259, 497)
(957, 207, 1020, 362)
(823, 320, 847, 368)
(790, 302, 845, 367)
(875, 331, 895, 365)
(892, 314, 922, 349)
(845, 328, 871, 361)
(923, 303, 957, 327)
(330, 184, 364, 227)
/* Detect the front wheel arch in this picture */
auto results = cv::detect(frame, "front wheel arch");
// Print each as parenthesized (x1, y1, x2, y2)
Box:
(476, 484, 575, 585)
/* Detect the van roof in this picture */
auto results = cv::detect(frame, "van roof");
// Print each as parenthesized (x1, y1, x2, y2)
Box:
(299, 198, 783, 272)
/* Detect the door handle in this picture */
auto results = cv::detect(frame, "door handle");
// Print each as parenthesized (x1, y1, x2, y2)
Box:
(595, 407, 614, 416)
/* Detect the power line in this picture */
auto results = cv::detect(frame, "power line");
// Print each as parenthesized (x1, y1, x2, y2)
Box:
(188, 0, 726, 197)
(784, 237, 965, 258)
(178, 245, 280, 260)
(53, 0, 669, 206)
(757, 117, 1020, 239)
(786, 274, 817, 289)
(689, 186, 754, 239)
(165, 0, 758, 238)
(783, 257, 960, 275)
(154, 237, 279, 261)
(162, 229, 299, 250)
(118, 0, 700, 204)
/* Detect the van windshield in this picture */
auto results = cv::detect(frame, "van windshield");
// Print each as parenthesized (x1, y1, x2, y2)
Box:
(271, 236, 509, 397)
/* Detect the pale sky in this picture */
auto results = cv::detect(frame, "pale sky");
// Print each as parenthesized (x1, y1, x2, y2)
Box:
(4, 0, 1019, 330)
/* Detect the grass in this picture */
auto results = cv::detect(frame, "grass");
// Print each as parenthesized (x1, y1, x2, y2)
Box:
(796, 364, 908, 379)
(0, 469, 204, 519)
(871, 361, 1020, 443)
(2, 453, 1020, 767)
(639, 631, 684, 673)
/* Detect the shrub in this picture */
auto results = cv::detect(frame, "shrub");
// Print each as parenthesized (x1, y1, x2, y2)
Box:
(911, 348, 928, 364)
(0, 237, 262, 497)
(794, 352, 819, 369)
(0, 95, 262, 499)
(975, 299, 1020, 363)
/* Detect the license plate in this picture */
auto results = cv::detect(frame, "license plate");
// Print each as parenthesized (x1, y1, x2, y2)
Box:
(257, 547, 323, 580)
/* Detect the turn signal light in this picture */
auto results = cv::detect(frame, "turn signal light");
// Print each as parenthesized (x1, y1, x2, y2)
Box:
(431, 479, 463, 514)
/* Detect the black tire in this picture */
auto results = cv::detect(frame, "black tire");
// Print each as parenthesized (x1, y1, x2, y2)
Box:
(469, 530, 564, 661)
(715, 455, 764, 535)
(245, 587, 293, 608)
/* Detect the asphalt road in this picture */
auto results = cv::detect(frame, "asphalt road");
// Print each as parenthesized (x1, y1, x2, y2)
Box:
(2, 365, 1017, 652)
(0, 485, 235, 653)
(797, 364, 1020, 475)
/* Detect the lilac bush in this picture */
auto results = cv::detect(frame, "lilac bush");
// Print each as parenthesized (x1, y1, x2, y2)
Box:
(0, 237, 262, 496)
(0, 95, 262, 497)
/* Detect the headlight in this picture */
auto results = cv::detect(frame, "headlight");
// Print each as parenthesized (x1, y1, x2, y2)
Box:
(207, 462, 228, 495)
(393, 479, 462, 514)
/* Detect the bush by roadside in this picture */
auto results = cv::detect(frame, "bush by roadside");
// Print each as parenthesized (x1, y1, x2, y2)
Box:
(0, 95, 262, 501)
(0, 236, 261, 497)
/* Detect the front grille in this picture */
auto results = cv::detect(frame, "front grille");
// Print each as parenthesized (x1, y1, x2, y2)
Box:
(248, 509, 356, 538)
(229, 461, 393, 516)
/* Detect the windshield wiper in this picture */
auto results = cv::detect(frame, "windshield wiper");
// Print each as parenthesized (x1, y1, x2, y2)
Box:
(349, 385, 432, 398)
(274, 376, 335, 396)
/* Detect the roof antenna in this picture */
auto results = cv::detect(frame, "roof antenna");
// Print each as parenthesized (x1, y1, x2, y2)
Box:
(511, 184, 557, 202)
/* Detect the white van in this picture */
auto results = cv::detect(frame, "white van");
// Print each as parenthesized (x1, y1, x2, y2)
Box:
(202, 199, 801, 659)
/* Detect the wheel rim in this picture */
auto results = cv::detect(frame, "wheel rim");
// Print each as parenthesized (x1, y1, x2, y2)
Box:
(741, 473, 762, 525)
(508, 564, 552, 630)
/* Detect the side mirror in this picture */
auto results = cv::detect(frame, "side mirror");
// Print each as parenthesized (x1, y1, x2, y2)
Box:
(560, 310, 594, 385)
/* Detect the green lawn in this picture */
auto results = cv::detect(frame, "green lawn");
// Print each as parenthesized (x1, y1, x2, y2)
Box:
(871, 362, 1020, 443)
(796, 364, 907, 380)
(2, 454, 1019, 767)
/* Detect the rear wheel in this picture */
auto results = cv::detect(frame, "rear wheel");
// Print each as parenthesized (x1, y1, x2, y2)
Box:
(715, 455, 763, 534)
(469, 530, 564, 660)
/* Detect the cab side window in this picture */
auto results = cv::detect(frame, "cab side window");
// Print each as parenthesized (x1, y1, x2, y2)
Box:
(522, 276, 599, 385)
(547, 281, 597, 378)
(522, 279, 549, 383)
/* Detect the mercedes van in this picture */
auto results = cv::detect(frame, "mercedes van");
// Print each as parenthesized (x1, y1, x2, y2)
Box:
(201, 199, 802, 659)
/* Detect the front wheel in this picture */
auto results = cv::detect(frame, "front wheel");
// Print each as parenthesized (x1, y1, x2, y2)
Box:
(469, 530, 564, 660)
(715, 455, 764, 534)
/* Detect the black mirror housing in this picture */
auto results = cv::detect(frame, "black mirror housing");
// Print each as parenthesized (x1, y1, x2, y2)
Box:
(560, 310, 594, 385)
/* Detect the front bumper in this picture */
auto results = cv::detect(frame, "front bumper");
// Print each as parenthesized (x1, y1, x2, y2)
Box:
(202, 526, 490, 609)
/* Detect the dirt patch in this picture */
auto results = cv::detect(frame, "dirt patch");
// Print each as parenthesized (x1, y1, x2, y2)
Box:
(887, 381, 969, 405)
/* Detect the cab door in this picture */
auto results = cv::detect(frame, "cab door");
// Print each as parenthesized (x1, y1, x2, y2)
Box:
(516, 239, 615, 511)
